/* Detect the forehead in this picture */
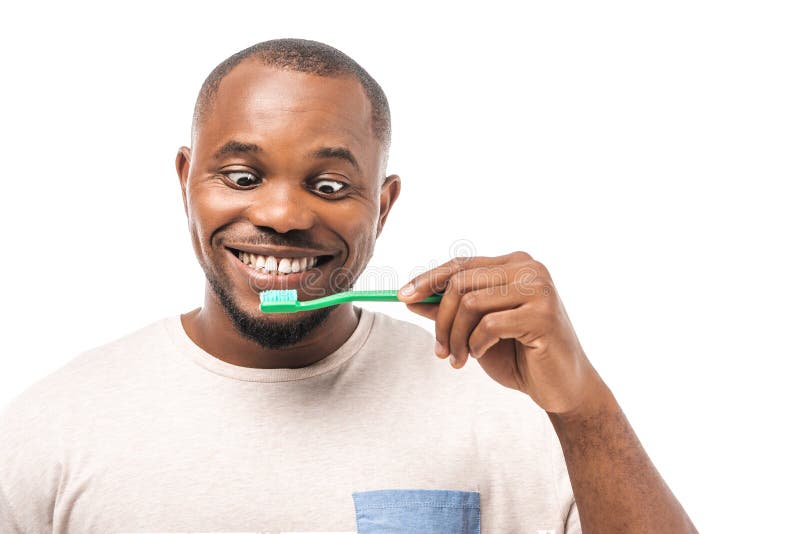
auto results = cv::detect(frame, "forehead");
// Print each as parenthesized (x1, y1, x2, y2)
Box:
(198, 61, 376, 155)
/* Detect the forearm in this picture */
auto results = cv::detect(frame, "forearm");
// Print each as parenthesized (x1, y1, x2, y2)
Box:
(547, 382, 697, 533)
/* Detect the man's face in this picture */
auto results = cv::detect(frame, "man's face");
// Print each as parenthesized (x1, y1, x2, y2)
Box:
(176, 60, 399, 347)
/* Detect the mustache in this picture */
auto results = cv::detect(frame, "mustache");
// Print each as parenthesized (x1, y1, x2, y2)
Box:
(223, 229, 330, 252)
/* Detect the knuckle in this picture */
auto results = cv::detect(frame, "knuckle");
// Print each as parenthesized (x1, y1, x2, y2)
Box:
(533, 260, 551, 278)
(445, 272, 469, 295)
(481, 314, 499, 333)
(512, 250, 533, 261)
(450, 255, 471, 271)
(461, 292, 481, 312)
(533, 295, 556, 316)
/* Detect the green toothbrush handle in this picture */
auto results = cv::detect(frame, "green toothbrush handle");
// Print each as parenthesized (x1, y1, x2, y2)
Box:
(345, 289, 442, 303)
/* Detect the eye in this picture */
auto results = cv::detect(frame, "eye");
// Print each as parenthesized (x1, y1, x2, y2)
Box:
(222, 171, 260, 188)
(312, 178, 346, 195)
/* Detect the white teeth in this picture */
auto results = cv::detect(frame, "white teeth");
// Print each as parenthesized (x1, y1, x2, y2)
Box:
(236, 251, 323, 274)
(278, 258, 293, 274)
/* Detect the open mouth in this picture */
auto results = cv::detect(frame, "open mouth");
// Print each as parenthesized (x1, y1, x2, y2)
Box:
(227, 247, 335, 276)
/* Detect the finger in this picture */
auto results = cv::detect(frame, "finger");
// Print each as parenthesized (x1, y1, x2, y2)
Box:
(468, 306, 532, 359)
(398, 254, 514, 302)
(405, 302, 439, 321)
(433, 263, 537, 357)
(449, 285, 529, 368)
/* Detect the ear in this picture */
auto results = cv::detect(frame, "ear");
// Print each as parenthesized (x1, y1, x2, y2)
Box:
(376, 174, 401, 238)
(175, 146, 192, 217)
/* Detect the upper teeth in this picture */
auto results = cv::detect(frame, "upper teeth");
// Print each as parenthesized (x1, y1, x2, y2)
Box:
(237, 252, 320, 274)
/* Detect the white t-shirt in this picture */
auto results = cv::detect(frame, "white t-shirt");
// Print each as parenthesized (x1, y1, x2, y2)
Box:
(0, 308, 581, 533)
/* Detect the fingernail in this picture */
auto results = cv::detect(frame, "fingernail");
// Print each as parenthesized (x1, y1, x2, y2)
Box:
(434, 340, 446, 357)
(399, 283, 415, 297)
(449, 354, 457, 368)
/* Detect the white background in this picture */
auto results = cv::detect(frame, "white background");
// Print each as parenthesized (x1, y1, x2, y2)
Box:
(1, 1, 798, 531)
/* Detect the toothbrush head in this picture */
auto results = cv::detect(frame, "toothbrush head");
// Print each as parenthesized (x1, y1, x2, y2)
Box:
(259, 289, 302, 313)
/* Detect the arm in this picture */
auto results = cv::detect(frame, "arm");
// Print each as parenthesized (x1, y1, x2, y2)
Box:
(549, 378, 696, 532)
(399, 251, 697, 533)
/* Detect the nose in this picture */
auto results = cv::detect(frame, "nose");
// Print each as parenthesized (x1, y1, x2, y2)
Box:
(244, 181, 316, 233)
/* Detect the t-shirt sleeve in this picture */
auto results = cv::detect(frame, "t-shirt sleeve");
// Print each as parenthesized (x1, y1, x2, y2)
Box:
(565, 498, 582, 533)
(0, 389, 62, 533)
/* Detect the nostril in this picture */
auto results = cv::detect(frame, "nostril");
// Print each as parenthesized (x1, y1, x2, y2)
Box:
(244, 191, 317, 233)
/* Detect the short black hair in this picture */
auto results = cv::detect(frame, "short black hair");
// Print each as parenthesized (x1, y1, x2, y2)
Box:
(191, 38, 391, 152)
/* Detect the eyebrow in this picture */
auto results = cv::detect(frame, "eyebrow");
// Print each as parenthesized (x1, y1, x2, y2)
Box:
(212, 140, 261, 160)
(312, 146, 361, 173)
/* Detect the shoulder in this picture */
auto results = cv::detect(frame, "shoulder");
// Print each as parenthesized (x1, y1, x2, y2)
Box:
(0, 316, 175, 434)
(0, 315, 174, 533)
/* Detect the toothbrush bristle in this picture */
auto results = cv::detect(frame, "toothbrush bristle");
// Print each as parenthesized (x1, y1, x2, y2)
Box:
(261, 289, 298, 303)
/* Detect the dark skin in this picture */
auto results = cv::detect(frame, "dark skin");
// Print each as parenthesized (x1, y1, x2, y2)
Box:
(176, 60, 400, 368)
(175, 59, 696, 532)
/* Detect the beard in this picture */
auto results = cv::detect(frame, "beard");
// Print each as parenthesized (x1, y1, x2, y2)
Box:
(203, 261, 335, 350)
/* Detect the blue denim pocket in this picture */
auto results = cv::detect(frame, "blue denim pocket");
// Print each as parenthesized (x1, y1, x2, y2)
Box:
(352, 488, 480, 533)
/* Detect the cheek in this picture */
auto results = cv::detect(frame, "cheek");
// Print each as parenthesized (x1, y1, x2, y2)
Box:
(331, 202, 379, 267)
(186, 183, 242, 257)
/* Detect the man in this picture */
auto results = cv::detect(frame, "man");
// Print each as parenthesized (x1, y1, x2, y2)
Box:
(0, 39, 696, 533)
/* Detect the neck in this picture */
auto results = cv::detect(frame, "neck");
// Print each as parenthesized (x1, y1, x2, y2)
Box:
(180, 290, 360, 369)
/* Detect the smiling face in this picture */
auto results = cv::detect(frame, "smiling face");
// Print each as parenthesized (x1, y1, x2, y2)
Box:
(176, 60, 400, 348)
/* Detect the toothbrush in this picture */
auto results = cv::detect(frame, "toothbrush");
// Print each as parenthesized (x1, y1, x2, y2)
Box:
(260, 289, 442, 313)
